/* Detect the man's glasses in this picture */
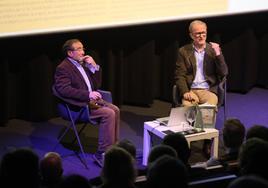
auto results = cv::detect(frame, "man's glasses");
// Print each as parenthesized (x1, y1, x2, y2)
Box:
(70, 47, 86, 51)
(192, 32, 207, 37)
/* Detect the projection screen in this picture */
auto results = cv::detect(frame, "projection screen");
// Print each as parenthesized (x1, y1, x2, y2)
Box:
(1, 0, 268, 38)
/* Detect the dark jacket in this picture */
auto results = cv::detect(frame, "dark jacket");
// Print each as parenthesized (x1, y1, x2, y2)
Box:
(53, 58, 102, 107)
(175, 43, 228, 98)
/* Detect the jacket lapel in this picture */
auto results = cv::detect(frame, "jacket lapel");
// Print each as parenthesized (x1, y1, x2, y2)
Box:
(186, 45, 197, 76)
(204, 44, 214, 69)
(65, 59, 89, 89)
(189, 53, 196, 75)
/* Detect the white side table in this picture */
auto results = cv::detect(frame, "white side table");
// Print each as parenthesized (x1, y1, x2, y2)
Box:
(143, 121, 219, 166)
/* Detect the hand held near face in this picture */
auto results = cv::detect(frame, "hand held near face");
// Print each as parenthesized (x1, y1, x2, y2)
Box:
(78, 58, 85, 65)
(80, 55, 97, 67)
(209, 42, 221, 56)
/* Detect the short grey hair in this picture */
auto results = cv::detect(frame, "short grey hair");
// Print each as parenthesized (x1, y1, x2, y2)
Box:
(189, 20, 207, 33)
(62, 38, 81, 56)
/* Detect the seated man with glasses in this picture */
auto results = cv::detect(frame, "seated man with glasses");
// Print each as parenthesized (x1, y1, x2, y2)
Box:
(174, 20, 228, 158)
(53, 39, 120, 167)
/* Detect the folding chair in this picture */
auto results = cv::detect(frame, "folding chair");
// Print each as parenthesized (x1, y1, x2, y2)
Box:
(53, 89, 112, 169)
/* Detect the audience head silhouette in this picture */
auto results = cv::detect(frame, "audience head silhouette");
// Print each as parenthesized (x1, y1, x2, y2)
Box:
(162, 132, 190, 165)
(115, 139, 136, 159)
(223, 118, 245, 149)
(0, 148, 40, 188)
(239, 138, 268, 180)
(40, 151, 63, 187)
(147, 155, 189, 188)
(59, 174, 92, 188)
(228, 175, 268, 188)
(101, 146, 137, 188)
(246, 124, 268, 142)
(147, 144, 177, 165)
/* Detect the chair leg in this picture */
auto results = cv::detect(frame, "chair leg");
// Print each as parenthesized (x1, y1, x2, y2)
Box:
(55, 105, 89, 169)
(70, 123, 87, 145)
(70, 119, 89, 169)
(53, 122, 89, 169)
(224, 83, 227, 121)
(53, 125, 72, 151)
(224, 105, 226, 121)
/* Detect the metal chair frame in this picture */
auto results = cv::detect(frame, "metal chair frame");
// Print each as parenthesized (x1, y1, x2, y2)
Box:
(53, 90, 112, 169)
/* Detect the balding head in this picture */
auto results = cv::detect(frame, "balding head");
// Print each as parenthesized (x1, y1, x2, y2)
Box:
(40, 152, 63, 184)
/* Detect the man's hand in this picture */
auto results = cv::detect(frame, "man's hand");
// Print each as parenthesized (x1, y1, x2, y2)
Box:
(183, 91, 198, 104)
(89, 91, 102, 100)
(209, 42, 221, 56)
(82, 55, 97, 68)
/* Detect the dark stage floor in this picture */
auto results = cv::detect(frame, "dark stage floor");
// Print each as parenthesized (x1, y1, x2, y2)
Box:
(0, 87, 267, 180)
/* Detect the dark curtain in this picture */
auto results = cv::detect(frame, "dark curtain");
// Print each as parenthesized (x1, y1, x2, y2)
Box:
(1, 11, 268, 124)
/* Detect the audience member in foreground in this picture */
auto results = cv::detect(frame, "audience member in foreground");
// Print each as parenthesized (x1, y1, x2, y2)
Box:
(40, 151, 63, 188)
(228, 175, 268, 188)
(146, 155, 189, 188)
(116, 139, 136, 159)
(0, 148, 40, 188)
(238, 138, 268, 180)
(246, 124, 268, 142)
(206, 118, 245, 170)
(147, 144, 177, 165)
(90, 139, 140, 187)
(59, 174, 92, 188)
(100, 146, 137, 188)
(162, 132, 208, 180)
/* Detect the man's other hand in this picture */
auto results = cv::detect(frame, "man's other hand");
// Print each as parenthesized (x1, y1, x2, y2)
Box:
(89, 91, 102, 100)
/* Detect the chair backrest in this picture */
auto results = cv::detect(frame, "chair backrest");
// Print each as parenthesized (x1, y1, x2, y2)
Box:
(217, 77, 227, 108)
(172, 85, 181, 107)
(98, 90, 113, 103)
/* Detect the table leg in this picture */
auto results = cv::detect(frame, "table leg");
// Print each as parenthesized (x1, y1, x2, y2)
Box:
(143, 126, 151, 166)
(211, 136, 219, 158)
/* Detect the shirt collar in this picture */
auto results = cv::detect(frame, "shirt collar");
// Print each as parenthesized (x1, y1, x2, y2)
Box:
(68, 57, 82, 67)
(193, 44, 206, 53)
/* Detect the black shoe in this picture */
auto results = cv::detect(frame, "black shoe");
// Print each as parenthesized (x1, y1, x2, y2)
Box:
(92, 153, 104, 168)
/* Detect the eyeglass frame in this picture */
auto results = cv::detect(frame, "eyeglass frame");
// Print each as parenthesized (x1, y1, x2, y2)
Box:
(69, 47, 86, 52)
(191, 31, 207, 37)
